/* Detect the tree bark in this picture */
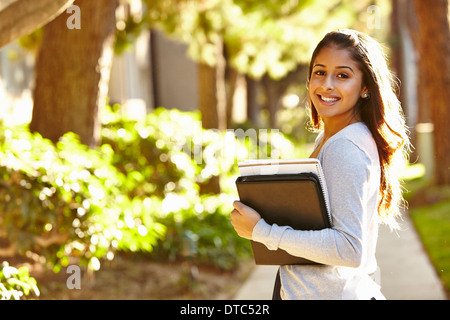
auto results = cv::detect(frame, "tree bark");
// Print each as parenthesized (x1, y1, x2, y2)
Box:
(198, 62, 218, 129)
(197, 37, 227, 131)
(413, 0, 450, 185)
(197, 62, 221, 194)
(261, 65, 307, 127)
(225, 67, 238, 125)
(246, 75, 260, 125)
(196, 39, 228, 194)
(0, 0, 75, 48)
(30, 0, 119, 147)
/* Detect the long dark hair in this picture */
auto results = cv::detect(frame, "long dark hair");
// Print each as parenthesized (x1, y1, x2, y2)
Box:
(307, 29, 410, 228)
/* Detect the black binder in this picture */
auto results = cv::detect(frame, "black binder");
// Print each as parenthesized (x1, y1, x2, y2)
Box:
(235, 173, 332, 265)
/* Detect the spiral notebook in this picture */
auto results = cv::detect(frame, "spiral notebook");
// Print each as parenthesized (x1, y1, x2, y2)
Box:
(238, 158, 331, 217)
(236, 159, 332, 265)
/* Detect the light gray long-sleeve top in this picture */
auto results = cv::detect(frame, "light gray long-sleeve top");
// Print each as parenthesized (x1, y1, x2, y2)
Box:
(252, 122, 385, 300)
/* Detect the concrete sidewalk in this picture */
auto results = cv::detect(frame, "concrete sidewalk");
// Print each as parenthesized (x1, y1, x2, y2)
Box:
(233, 214, 447, 300)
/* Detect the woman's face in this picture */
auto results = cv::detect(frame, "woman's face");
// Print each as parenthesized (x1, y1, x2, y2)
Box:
(309, 45, 368, 126)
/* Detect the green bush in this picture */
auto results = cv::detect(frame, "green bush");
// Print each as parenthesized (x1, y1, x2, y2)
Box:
(100, 105, 298, 269)
(0, 105, 297, 285)
(0, 261, 39, 300)
(0, 124, 165, 272)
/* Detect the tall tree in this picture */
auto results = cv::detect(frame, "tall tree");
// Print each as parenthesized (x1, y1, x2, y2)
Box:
(30, 0, 119, 147)
(0, 0, 75, 48)
(412, 0, 450, 185)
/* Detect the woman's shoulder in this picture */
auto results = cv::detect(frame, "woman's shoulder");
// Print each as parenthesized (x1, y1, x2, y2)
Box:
(322, 122, 379, 164)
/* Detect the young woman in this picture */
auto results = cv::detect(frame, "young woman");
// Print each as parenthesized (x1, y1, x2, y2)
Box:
(230, 29, 410, 300)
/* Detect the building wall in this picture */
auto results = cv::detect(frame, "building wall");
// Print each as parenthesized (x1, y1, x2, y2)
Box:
(151, 30, 198, 111)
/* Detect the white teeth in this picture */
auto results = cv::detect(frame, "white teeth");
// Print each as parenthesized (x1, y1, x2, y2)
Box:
(320, 96, 339, 102)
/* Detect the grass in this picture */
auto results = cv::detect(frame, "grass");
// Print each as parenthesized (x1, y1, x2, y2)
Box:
(410, 201, 450, 295)
(402, 163, 450, 297)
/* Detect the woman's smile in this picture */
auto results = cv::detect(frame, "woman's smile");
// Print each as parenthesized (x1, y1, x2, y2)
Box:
(317, 94, 341, 105)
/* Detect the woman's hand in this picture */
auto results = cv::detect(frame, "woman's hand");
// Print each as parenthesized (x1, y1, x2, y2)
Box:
(230, 201, 262, 240)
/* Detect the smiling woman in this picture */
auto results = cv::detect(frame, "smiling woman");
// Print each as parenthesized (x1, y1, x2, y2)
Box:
(231, 29, 411, 300)
(308, 46, 369, 137)
(306, 30, 410, 226)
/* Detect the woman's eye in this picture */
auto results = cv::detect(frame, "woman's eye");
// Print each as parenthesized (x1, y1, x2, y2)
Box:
(337, 73, 349, 79)
(314, 71, 325, 76)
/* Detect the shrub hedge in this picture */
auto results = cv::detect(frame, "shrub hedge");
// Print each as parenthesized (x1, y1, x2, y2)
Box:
(0, 105, 296, 298)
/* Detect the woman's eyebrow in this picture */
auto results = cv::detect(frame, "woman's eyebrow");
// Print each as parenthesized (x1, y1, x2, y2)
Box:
(313, 63, 355, 74)
(336, 66, 355, 74)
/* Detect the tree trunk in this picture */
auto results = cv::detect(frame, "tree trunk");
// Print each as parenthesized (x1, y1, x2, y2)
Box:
(225, 67, 238, 127)
(198, 62, 218, 129)
(197, 63, 221, 194)
(246, 75, 260, 125)
(197, 37, 227, 131)
(215, 36, 227, 131)
(0, 0, 75, 48)
(30, 0, 119, 147)
(260, 65, 307, 128)
(197, 39, 230, 194)
(413, 0, 450, 185)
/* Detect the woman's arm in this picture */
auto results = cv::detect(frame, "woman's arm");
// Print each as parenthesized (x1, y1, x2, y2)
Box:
(242, 138, 376, 267)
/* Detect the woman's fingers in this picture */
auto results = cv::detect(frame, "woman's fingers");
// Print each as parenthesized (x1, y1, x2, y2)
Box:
(230, 201, 261, 240)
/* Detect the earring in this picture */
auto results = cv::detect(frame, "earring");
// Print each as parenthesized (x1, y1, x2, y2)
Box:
(363, 93, 369, 99)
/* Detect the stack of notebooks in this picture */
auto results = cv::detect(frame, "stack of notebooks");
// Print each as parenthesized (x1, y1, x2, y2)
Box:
(235, 159, 332, 265)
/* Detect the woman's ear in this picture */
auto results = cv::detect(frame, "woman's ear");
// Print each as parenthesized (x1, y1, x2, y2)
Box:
(361, 87, 370, 99)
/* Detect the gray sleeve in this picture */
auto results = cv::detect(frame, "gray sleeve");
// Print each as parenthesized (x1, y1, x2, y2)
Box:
(252, 138, 372, 267)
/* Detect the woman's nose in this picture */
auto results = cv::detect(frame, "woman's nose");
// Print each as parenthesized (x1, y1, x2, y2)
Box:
(321, 75, 334, 91)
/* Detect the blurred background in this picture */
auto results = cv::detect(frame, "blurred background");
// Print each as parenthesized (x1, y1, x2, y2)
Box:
(0, 0, 448, 300)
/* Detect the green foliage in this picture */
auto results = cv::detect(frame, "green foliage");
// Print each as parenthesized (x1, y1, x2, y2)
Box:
(407, 179, 450, 293)
(0, 105, 297, 275)
(149, 194, 248, 270)
(0, 123, 165, 272)
(410, 200, 450, 293)
(101, 105, 296, 269)
(0, 262, 39, 300)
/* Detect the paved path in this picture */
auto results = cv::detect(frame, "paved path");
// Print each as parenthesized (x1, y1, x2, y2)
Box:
(233, 214, 447, 300)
